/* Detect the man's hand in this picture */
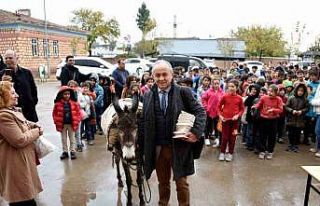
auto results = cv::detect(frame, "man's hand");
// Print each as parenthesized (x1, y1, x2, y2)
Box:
(182, 132, 198, 143)
(297, 111, 302, 116)
(110, 85, 115, 94)
(2, 75, 12, 81)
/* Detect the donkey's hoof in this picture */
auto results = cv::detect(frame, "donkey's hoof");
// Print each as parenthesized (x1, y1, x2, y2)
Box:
(118, 181, 124, 188)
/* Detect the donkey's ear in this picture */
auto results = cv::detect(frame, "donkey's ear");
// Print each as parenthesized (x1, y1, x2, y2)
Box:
(131, 93, 139, 113)
(112, 94, 123, 114)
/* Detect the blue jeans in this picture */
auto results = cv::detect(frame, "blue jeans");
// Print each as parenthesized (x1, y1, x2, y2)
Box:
(81, 119, 92, 141)
(314, 115, 320, 150)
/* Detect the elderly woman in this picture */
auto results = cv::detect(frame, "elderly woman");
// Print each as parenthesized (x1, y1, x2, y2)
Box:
(0, 81, 43, 206)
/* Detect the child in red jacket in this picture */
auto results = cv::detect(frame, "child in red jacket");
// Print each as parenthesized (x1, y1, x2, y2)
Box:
(53, 86, 82, 160)
(217, 79, 244, 162)
(253, 84, 283, 160)
(202, 77, 224, 147)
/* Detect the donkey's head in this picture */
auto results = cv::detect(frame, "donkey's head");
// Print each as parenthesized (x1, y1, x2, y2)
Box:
(113, 94, 139, 162)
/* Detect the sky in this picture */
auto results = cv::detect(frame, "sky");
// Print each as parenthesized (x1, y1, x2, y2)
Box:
(1, 0, 319, 51)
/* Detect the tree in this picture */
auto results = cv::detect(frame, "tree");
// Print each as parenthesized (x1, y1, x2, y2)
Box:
(217, 38, 236, 68)
(133, 39, 159, 56)
(71, 9, 120, 56)
(136, 2, 157, 57)
(232, 25, 286, 59)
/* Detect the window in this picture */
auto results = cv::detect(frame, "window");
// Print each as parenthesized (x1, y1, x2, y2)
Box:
(43, 39, 49, 57)
(52, 40, 59, 56)
(31, 39, 39, 56)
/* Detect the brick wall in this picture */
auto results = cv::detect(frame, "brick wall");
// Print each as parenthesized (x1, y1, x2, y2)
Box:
(0, 28, 87, 76)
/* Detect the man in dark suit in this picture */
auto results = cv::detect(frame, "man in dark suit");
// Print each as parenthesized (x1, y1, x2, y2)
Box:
(1, 50, 38, 122)
(138, 60, 206, 206)
(60, 55, 88, 86)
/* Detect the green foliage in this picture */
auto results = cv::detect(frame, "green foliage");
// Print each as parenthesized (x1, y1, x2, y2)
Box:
(136, 2, 157, 40)
(71, 9, 120, 55)
(232, 25, 287, 57)
(133, 39, 159, 57)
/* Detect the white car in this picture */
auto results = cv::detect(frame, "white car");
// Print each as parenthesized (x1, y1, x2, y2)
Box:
(124, 58, 154, 77)
(241, 61, 264, 72)
(56, 57, 115, 80)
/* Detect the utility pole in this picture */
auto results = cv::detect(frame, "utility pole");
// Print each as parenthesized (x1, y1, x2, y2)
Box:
(44, 0, 50, 78)
(173, 15, 177, 38)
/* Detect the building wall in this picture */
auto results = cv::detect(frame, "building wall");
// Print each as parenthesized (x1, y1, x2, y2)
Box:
(0, 28, 87, 76)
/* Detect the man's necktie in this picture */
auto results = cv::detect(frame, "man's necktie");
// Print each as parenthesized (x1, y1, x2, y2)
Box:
(160, 90, 167, 114)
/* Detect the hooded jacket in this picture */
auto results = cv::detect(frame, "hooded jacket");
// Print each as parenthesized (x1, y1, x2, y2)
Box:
(52, 86, 82, 132)
(285, 83, 309, 128)
(244, 84, 260, 122)
(90, 73, 104, 108)
(201, 86, 224, 118)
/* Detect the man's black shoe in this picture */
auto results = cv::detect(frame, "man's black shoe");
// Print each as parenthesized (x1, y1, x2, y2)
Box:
(60, 152, 69, 160)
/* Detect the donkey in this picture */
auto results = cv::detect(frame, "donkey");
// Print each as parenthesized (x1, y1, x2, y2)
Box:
(111, 93, 145, 206)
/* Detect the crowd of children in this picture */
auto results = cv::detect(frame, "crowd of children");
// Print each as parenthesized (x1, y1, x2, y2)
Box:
(177, 62, 320, 162)
(52, 58, 320, 163)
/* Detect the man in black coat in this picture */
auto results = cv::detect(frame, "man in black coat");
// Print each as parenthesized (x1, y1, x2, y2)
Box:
(60, 55, 88, 86)
(1, 50, 38, 122)
(138, 60, 206, 206)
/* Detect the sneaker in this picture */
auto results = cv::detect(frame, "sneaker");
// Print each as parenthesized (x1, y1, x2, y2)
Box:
(277, 138, 284, 144)
(218, 153, 225, 161)
(205, 139, 211, 146)
(266, 153, 273, 160)
(212, 139, 220, 148)
(293, 146, 299, 153)
(315, 152, 320, 158)
(259, 152, 265, 159)
(309, 148, 317, 153)
(286, 146, 293, 152)
(225, 153, 233, 162)
(60, 152, 69, 160)
(88, 140, 94, 145)
(70, 152, 77, 160)
(76, 146, 83, 152)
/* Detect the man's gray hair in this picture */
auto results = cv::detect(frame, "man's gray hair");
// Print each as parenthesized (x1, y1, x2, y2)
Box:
(152, 60, 173, 74)
(4, 49, 16, 57)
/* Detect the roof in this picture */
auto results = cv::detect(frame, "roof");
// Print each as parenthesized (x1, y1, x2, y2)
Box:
(158, 38, 246, 59)
(0, 9, 87, 37)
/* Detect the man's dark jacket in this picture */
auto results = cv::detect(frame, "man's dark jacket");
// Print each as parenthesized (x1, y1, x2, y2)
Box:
(138, 83, 206, 180)
(60, 64, 88, 86)
(0, 65, 38, 122)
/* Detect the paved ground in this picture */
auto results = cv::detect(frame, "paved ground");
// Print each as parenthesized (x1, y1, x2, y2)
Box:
(2, 81, 320, 206)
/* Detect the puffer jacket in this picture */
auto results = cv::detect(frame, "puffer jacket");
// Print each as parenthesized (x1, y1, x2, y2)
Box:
(201, 86, 224, 118)
(52, 86, 82, 132)
(285, 84, 309, 128)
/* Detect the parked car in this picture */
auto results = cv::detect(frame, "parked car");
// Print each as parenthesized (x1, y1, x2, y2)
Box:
(157, 54, 207, 71)
(56, 57, 115, 80)
(241, 61, 264, 72)
(124, 58, 154, 77)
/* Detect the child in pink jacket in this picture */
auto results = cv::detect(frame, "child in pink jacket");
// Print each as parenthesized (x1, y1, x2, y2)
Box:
(202, 77, 224, 147)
